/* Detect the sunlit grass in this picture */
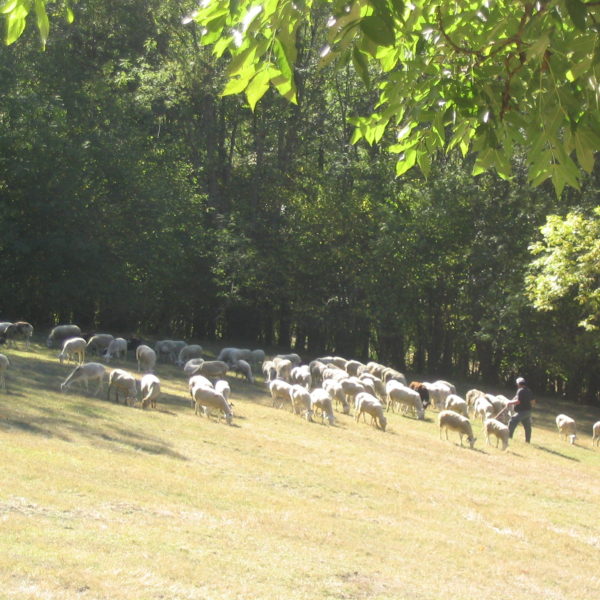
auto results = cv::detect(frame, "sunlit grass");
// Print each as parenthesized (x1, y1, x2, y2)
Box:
(1, 340, 599, 599)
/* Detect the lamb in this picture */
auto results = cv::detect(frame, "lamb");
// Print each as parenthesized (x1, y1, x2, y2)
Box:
(2, 321, 34, 350)
(60, 362, 106, 395)
(230, 359, 254, 383)
(354, 392, 387, 431)
(0, 353, 9, 392)
(136, 345, 157, 373)
(176, 344, 203, 366)
(140, 374, 161, 409)
(484, 418, 509, 450)
(386, 380, 424, 419)
(86, 334, 114, 356)
(58, 337, 87, 365)
(309, 388, 335, 425)
(291, 384, 312, 419)
(47, 324, 82, 348)
(192, 384, 233, 424)
(592, 421, 600, 447)
(103, 337, 128, 362)
(555, 414, 577, 444)
(444, 394, 469, 418)
(107, 369, 138, 405)
(322, 378, 349, 414)
(438, 410, 476, 448)
(269, 379, 294, 410)
(193, 360, 229, 381)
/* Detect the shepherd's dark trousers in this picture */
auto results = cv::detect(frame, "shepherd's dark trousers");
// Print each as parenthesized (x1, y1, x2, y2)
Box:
(508, 410, 532, 443)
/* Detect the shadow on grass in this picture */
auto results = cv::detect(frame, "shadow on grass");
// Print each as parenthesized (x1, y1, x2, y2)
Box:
(532, 444, 580, 461)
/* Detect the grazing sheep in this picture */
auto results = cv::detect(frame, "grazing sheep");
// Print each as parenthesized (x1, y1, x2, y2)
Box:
(250, 349, 266, 365)
(322, 378, 349, 414)
(309, 360, 328, 388)
(274, 353, 302, 367)
(381, 367, 407, 386)
(434, 379, 457, 394)
(424, 381, 453, 411)
(359, 373, 386, 402)
(438, 410, 476, 448)
(184, 358, 205, 377)
(60, 362, 106, 396)
(0, 322, 11, 334)
(2, 321, 34, 350)
(273, 357, 293, 382)
(310, 388, 335, 425)
(473, 395, 494, 422)
(322, 365, 347, 382)
(0, 353, 9, 392)
(262, 360, 277, 383)
(103, 337, 128, 362)
(230, 359, 254, 383)
(484, 418, 509, 450)
(592, 421, 600, 447)
(555, 414, 577, 444)
(155, 340, 182, 363)
(58, 337, 87, 365)
(364, 361, 386, 379)
(344, 359, 364, 377)
(291, 384, 312, 419)
(136, 345, 157, 373)
(86, 334, 114, 356)
(386, 380, 425, 419)
(290, 365, 311, 389)
(140, 374, 160, 409)
(107, 369, 138, 405)
(269, 379, 294, 410)
(193, 360, 229, 381)
(354, 392, 387, 431)
(409, 381, 431, 410)
(176, 344, 203, 366)
(189, 374, 214, 407)
(444, 394, 469, 418)
(47, 324, 82, 348)
(217, 347, 252, 364)
(214, 380, 231, 403)
(465, 389, 486, 417)
(485, 394, 512, 424)
(340, 377, 366, 408)
(192, 384, 233, 424)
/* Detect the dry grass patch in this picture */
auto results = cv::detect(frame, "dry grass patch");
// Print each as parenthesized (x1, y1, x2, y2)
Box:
(0, 341, 599, 599)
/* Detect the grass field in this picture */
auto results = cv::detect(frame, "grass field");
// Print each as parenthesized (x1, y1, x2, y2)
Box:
(1, 340, 599, 600)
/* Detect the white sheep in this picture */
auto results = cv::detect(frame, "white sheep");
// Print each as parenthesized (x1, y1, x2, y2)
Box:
(86, 334, 114, 356)
(291, 384, 312, 419)
(0, 353, 9, 392)
(309, 388, 335, 425)
(60, 362, 106, 396)
(424, 381, 453, 411)
(354, 392, 387, 431)
(47, 324, 82, 348)
(274, 353, 302, 367)
(309, 360, 327, 388)
(322, 378, 349, 414)
(465, 389, 486, 417)
(107, 369, 138, 406)
(58, 337, 87, 365)
(269, 379, 294, 410)
(273, 357, 293, 382)
(381, 367, 407, 386)
(136, 344, 157, 373)
(140, 374, 161, 409)
(592, 421, 600, 447)
(555, 414, 577, 444)
(192, 384, 233, 425)
(290, 365, 311, 389)
(386, 380, 424, 419)
(438, 410, 476, 448)
(344, 359, 364, 377)
(230, 359, 254, 383)
(217, 347, 251, 364)
(2, 321, 34, 350)
(444, 393, 469, 418)
(189, 374, 214, 407)
(484, 418, 509, 450)
(214, 380, 231, 403)
(103, 337, 128, 362)
(473, 395, 495, 422)
(359, 373, 386, 402)
(177, 344, 204, 366)
(184, 358, 205, 377)
(262, 360, 277, 383)
(340, 377, 366, 408)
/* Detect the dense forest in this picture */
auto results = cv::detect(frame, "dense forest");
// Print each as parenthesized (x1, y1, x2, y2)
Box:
(1, 0, 598, 403)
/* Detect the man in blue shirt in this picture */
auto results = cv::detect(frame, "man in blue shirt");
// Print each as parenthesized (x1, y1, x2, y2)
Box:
(507, 377, 535, 443)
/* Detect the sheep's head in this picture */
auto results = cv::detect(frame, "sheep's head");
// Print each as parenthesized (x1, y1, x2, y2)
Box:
(568, 434, 577, 445)
(379, 415, 388, 431)
(468, 436, 477, 449)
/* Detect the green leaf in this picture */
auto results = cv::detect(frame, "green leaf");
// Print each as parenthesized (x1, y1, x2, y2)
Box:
(352, 45, 370, 87)
(34, 0, 48, 48)
(395, 147, 417, 176)
(574, 129, 595, 173)
(0, 0, 18, 15)
(245, 68, 271, 110)
(222, 75, 251, 96)
(360, 15, 395, 46)
(565, 0, 587, 31)
(5, 3, 28, 44)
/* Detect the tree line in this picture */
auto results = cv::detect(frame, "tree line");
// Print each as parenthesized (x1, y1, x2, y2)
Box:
(1, 0, 598, 403)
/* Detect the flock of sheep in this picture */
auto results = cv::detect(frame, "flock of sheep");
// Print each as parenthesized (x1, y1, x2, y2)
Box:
(1, 320, 599, 450)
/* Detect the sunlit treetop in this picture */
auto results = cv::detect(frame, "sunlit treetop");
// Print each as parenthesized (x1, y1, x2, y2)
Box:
(4, 0, 600, 195)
